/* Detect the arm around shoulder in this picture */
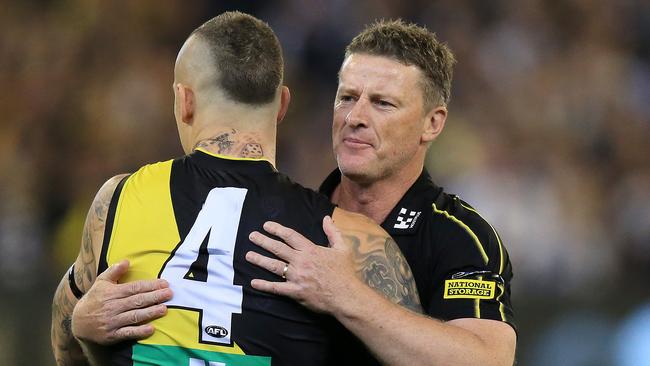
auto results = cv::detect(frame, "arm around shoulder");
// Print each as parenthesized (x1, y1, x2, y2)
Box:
(329, 208, 517, 366)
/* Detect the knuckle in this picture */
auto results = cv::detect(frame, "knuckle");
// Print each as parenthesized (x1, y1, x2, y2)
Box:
(130, 311, 140, 324)
(151, 291, 162, 304)
(249, 253, 261, 265)
(270, 245, 282, 257)
(128, 282, 141, 294)
(152, 305, 165, 317)
(275, 226, 288, 237)
(120, 328, 133, 339)
(133, 295, 144, 308)
(271, 284, 281, 295)
(285, 230, 297, 241)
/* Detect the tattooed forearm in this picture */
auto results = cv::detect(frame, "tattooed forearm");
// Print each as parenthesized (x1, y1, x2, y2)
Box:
(52, 276, 88, 365)
(344, 233, 423, 313)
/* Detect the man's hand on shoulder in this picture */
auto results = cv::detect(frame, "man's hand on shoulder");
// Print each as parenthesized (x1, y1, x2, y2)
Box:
(72, 260, 173, 345)
(245, 211, 422, 315)
(245, 216, 362, 313)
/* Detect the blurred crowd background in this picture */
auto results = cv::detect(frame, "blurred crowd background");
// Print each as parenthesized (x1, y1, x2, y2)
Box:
(1, 0, 648, 364)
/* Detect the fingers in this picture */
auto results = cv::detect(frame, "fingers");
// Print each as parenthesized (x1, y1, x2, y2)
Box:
(98, 259, 130, 283)
(250, 279, 298, 298)
(112, 324, 156, 342)
(322, 215, 344, 249)
(249, 231, 296, 261)
(245, 251, 289, 278)
(117, 278, 170, 298)
(113, 304, 167, 330)
(115, 287, 173, 310)
(262, 221, 313, 250)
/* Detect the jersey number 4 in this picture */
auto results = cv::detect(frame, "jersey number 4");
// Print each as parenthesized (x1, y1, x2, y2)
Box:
(159, 187, 247, 345)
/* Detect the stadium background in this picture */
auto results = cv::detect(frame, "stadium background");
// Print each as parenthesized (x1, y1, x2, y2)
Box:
(1, 1, 649, 364)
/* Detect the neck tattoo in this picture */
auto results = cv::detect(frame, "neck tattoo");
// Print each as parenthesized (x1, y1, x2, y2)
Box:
(193, 130, 265, 159)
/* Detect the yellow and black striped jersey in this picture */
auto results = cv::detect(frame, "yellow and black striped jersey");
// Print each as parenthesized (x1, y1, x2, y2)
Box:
(99, 149, 336, 366)
(319, 168, 516, 364)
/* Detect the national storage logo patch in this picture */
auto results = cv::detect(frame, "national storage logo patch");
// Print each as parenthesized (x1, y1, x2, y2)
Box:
(443, 279, 495, 300)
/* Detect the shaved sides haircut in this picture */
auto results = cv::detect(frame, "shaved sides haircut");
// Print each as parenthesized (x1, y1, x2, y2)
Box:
(192, 12, 283, 105)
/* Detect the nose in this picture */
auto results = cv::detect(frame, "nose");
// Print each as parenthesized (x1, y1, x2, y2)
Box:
(344, 98, 369, 128)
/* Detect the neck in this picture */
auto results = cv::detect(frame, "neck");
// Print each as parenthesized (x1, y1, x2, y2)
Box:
(187, 97, 280, 165)
(332, 163, 423, 224)
(192, 127, 276, 166)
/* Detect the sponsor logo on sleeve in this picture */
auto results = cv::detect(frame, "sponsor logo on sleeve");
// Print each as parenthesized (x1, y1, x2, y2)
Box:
(443, 279, 495, 300)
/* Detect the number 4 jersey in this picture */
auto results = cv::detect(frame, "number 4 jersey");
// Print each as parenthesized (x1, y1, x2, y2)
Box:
(98, 149, 336, 366)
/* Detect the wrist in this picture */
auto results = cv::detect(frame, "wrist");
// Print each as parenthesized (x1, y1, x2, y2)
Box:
(328, 276, 374, 320)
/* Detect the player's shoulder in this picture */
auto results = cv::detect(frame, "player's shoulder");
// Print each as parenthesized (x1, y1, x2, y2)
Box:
(274, 172, 335, 210)
(96, 160, 175, 210)
(128, 159, 175, 182)
(430, 194, 497, 238)
(93, 173, 130, 207)
(427, 192, 505, 266)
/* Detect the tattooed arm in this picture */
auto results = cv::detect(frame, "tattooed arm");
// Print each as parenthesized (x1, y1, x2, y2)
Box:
(51, 175, 127, 365)
(246, 209, 515, 366)
(245, 210, 422, 314)
(327, 210, 514, 366)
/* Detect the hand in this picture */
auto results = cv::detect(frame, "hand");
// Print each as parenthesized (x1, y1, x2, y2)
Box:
(245, 216, 363, 314)
(71, 260, 173, 345)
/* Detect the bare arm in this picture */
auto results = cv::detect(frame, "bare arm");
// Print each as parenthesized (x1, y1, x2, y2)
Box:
(51, 174, 126, 365)
(52, 272, 87, 366)
(332, 282, 516, 365)
(246, 209, 516, 366)
(330, 211, 516, 366)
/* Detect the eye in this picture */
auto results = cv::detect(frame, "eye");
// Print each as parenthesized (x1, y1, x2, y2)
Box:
(339, 95, 355, 102)
(376, 99, 395, 108)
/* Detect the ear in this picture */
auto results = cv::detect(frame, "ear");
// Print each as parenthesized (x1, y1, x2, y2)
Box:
(176, 83, 195, 125)
(421, 105, 447, 143)
(276, 86, 291, 124)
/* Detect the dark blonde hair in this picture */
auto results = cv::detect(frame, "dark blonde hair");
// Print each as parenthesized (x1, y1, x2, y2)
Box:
(345, 19, 456, 108)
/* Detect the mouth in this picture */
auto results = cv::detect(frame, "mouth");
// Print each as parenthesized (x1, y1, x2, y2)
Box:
(342, 137, 372, 148)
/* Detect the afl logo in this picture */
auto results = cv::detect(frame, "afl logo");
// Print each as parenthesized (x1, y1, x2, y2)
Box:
(205, 325, 228, 338)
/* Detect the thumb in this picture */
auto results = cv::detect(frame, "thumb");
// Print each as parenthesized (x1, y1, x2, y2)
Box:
(97, 259, 129, 283)
(323, 215, 344, 249)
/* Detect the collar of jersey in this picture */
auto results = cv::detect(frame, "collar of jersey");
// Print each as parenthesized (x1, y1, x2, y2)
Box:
(194, 147, 276, 169)
(319, 168, 442, 230)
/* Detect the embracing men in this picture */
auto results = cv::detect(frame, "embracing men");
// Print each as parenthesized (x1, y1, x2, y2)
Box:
(52, 11, 516, 366)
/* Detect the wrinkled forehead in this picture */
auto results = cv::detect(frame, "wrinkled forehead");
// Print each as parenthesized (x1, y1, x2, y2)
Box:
(337, 53, 424, 95)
